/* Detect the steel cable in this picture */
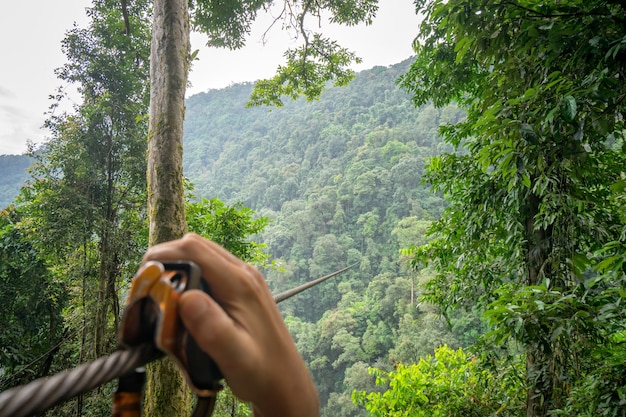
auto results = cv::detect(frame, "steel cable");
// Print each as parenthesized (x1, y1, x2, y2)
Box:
(0, 344, 161, 417)
(0, 263, 355, 417)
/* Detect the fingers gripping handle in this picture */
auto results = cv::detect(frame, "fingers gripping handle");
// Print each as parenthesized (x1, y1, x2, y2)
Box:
(119, 260, 223, 396)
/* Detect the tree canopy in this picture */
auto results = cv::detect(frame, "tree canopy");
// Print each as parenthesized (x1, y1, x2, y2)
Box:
(2, 0, 625, 416)
(188, 0, 380, 106)
(395, 0, 626, 415)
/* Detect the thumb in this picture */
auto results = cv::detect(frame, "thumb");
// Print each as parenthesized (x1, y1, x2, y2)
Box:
(179, 289, 213, 329)
(178, 290, 244, 366)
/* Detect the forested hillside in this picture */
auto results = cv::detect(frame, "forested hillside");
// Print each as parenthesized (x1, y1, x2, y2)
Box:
(182, 60, 472, 415)
(1, 60, 470, 416)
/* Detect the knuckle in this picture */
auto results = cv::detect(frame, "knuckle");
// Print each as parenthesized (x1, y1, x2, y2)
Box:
(180, 232, 202, 248)
(237, 266, 268, 299)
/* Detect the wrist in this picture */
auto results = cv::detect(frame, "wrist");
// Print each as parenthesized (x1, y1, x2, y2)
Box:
(253, 368, 319, 417)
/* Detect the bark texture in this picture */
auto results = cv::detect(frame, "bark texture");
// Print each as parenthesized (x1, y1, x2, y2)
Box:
(147, 0, 189, 245)
(145, 0, 191, 414)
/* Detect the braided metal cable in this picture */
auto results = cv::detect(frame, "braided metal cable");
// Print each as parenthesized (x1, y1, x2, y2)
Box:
(0, 344, 161, 417)
(0, 264, 354, 417)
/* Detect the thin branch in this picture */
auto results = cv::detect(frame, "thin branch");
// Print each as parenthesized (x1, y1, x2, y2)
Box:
(121, 0, 131, 35)
(298, 0, 313, 84)
(261, 2, 288, 45)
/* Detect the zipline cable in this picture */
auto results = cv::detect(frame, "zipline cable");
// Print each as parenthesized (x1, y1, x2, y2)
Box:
(0, 344, 161, 417)
(272, 263, 358, 303)
(0, 262, 356, 417)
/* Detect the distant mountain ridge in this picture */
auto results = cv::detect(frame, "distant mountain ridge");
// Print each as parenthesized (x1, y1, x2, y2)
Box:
(1, 58, 453, 223)
(182, 58, 455, 206)
(0, 155, 32, 209)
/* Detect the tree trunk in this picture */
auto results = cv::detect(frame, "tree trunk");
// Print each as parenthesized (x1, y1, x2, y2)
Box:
(525, 343, 553, 417)
(95, 131, 118, 358)
(147, 0, 188, 245)
(144, 0, 191, 414)
(95, 225, 111, 357)
(524, 192, 555, 417)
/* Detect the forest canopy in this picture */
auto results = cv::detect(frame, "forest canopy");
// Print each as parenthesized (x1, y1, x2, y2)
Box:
(1, 0, 625, 416)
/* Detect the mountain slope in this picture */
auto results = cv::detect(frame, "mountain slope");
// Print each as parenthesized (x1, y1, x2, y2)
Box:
(182, 60, 467, 415)
(0, 155, 32, 209)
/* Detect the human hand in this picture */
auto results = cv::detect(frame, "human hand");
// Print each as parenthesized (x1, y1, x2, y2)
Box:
(142, 233, 319, 417)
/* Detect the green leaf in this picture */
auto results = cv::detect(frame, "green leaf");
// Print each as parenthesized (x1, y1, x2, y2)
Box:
(560, 95, 577, 123)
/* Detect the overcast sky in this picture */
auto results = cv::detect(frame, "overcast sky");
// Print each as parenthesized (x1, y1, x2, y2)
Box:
(0, 1, 419, 155)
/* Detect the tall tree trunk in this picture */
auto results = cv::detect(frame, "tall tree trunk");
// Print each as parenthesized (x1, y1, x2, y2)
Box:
(147, 0, 188, 245)
(76, 241, 89, 416)
(524, 192, 556, 417)
(144, 0, 190, 414)
(95, 226, 110, 357)
(95, 131, 117, 358)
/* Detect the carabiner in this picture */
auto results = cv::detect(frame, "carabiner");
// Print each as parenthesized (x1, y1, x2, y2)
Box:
(116, 261, 223, 416)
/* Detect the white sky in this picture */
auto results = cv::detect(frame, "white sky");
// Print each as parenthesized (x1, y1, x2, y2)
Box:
(0, 1, 419, 156)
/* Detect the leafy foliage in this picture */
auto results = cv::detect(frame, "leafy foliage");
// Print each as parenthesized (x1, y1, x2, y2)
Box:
(0, 206, 67, 390)
(400, 0, 626, 415)
(190, 0, 267, 49)
(248, 34, 362, 107)
(1, 1, 151, 414)
(187, 196, 271, 267)
(551, 330, 626, 417)
(354, 345, 524, 417)
(190, 0, 379, 104)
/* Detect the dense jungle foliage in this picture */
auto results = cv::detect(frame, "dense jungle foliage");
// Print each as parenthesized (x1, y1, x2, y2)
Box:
(1, 59, 469, 416)
(390, 0, 626, 416)
(181, 60, 473, 416)
(1, 0, 625, 416)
